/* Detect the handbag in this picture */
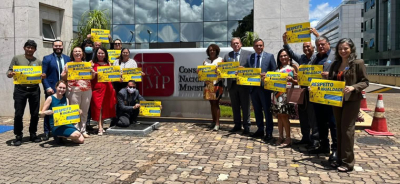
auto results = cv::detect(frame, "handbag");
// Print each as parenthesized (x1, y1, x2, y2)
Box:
(286, 87, 305, 104)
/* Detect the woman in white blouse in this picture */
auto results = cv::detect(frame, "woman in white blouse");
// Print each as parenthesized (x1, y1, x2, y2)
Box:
(113, 48, 138, 93)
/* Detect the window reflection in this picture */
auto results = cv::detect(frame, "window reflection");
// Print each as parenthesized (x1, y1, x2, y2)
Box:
(89, 0, 112, 24)
(181, 23, 203, 42)
(204, 0, 227, 21)
(158, 0, 180, 23)
(135, 0, 157, 23)
(180, 0, 203, 22)
(204, 21, 227, 41)
(158, 24, 180, 42)
(73, 0, 89, 25)
(113, 25, 135, 43)
(228, 0, 253, 20)
(113, 0, 135, 24)
(227, 21, 239, 40)
(135, 24, 157, 43)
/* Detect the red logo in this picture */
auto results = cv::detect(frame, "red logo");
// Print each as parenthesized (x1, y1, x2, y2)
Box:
(134, 53, 174, 96)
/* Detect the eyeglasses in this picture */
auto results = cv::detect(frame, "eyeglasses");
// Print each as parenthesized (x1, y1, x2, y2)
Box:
(114, 43, 122, 45)
(127, 86, 135, 89)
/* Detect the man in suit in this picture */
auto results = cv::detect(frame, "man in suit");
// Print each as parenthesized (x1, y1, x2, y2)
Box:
(244, 39, 277, 141)
(116, 80, 145, 127)
(42, 40, 70, 140)
(223, 37, 253, 134)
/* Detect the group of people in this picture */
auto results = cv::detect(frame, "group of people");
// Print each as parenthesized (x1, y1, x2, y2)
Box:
(202, 29, 368, 172)
(7, 38, 145, 145)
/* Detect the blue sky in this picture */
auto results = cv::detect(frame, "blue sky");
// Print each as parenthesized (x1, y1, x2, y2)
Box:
(309, 0, 343, 27)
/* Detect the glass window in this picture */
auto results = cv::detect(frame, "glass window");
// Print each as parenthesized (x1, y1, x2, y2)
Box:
(73, 0, 90, 26)
(158, 0, 180, 23)
(204, 21, 228, 42)
(113, 0, 135, 24)
(89, 0, 112, 24)
(180, 0, 203, 22)
(135, 24, 158, 43)
(228, 0, 253, 20)
(181, 22, 203, 42)
(43, 22, 56, 40)
(135, 0, 158, 24)
(204, 0, 227, 21)
(113, 25, 135, 43)
(204, 42, 228, 48)
(371, 18, 374, 29)
(158, 23, 180, 42)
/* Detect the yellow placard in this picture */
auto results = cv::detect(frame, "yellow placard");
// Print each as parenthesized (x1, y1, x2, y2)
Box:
(97, 66, 121, 82)
(108, 50, 121, 64)
(139, 101, 162, 117)
(122, 68, 142, 82)
(197, 65, 216, 73)
(236, 68, 262, 86)
(298, 65, 323, 86)
(217, 62, 239, 78)
(264, 72, 288, 92)
(198, 71, 218, 81)
(309, 79, 345, 107)
(13, 66, 42, 84)
(53, 104, 80, 126)
(91, 29, 110, 43)
(67, 62, 92, 80)
(286, 22, 311, 43)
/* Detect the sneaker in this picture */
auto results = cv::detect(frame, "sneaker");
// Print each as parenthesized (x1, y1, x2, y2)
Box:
(29, 133, 42, 143)
(13, 135, 23, 146)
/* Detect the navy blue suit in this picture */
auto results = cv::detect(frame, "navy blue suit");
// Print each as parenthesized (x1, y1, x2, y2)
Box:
(244, 51, 277, 134)
(42, 53, 70, 134)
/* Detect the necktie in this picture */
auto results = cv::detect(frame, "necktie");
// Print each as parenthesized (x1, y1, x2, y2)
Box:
(234, 52, 239, 61)
(256, 55, 260, 68)
(57, 56, 63, 76)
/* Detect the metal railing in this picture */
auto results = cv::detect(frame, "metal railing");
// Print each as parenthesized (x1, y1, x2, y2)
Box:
(366, 66, 400, 76)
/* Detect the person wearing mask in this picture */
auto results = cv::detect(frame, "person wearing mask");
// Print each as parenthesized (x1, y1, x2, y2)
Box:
(282, 28, 320, 148)
(81, 39, 94, 62)
(41, 40, 70, 140)
(7, 40, 45, 146)
(91, 47, 116, 135)
(116, 81, 145, 127)
(61, 47, 95, 138)
(40, 80, 84, 144)
(244, 39, 277, 141)
(328, 38, 369, 172)
(310, 36, 338, 164)
(223, 37, 253, 134)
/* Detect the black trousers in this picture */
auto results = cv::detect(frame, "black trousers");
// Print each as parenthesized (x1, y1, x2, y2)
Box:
(298, 90, 319, 142)
(116, 108, 139, 127)
(13, 85, 40, 136)
(229, 81, 251, 130)
(313, 103, 337, 150)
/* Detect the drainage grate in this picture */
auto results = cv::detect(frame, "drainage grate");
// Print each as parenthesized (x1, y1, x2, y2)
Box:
(357, 137, 396, 146)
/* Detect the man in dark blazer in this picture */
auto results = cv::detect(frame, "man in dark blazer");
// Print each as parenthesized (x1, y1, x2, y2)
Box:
(42, 40, 70, 140)
(223, 37, 253, 134)
(116, 80, 145, 127)
(244, 39, 277, 141)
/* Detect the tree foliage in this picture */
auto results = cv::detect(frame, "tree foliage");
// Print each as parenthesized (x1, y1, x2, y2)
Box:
(231, 9, 254, 45)
(241, 31, 259, 47)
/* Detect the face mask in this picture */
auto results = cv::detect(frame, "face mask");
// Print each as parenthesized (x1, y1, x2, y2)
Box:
(85, 47, 93, 54)
(127, 87, 136, 94)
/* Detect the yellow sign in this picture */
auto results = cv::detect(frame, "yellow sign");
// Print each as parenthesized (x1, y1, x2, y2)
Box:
(67, 62, 92, 80)
(13, 66, 42, 84)
(108, 50, 121, 64)
(198, 71, 218, 81)
(286, 22, 311, 43)
(139, 101, 161, 117)
(264, 72, 288, 92)
(97, 66, 121, 82)
(298, 65, 323, 86)
(236, 68, 262, 86)
(91, 29, 110, 43)
(122, 68, 142, 82)
(53, 104, 80, 126)
(197, 65, 216, 73)
(309, 79, 345, 107)
(217, 62, 239, 78)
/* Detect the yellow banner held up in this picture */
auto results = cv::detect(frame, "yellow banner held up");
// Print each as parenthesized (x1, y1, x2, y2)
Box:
(67, 62, 92, 80)
(13, 66, 42, 84)
(53, 104, 80, 126)
(108, 50, 121, 64)
(139, 101, 162, 117)
(217, 62, 239, 78)
(97, 66, 121, 82)
(264, 72, 288, 92)
(236, 68, 262, 86)
(286, 22, 311, 43)
(309, 79, 345, 107)
(122, 68, 142, 82)
(298, 65, 323, 86)
(91, 29, 110, 43)
(197, 65, 217, 81)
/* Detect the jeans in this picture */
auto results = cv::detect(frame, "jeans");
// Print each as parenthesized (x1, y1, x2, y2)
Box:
(13, 85, 40, 136)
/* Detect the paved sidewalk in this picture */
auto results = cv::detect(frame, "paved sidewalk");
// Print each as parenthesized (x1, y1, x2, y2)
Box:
(0, 93, 399, 184)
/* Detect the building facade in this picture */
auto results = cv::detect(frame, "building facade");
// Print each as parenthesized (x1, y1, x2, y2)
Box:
(315, 0, 364, 59)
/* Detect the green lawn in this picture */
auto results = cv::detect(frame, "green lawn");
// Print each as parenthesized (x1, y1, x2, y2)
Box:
(220, 105, 255, 118)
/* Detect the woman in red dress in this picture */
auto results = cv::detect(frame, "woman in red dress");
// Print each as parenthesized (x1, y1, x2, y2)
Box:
(91, 47, 116, 135)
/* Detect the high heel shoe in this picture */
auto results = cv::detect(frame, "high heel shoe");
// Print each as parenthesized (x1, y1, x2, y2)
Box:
(213, 125, 219, 131)
(98, 129, 103, 136)
(275, 137, 284, 146)
(280, 138, 291, 147)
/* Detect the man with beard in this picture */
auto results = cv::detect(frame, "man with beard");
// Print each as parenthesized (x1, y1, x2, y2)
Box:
(41, 40, 70, 140)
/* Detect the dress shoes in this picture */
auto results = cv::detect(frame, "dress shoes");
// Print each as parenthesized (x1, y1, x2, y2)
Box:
(242, 128, 250, 135)
(250, 131, 264, 138)
(29, 133, 42, 143)
(293, 139, 311, 145)
(309, 146, 330, 154)
(42, 132, 50, 141)
(264, 133, 273, 141)
(229, 126, 242, 133)
(13, 135, 23, 146)
(329, 151, 338, 162)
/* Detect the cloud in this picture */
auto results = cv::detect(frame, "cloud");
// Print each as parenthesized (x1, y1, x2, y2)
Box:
(158, 0, 180, 23)
(204, 22, 227, 41)
(180, 0, 203, 22)
(112, 0, 135, 24)
(310, 20, 319, 28)
(227, 0, 253, 20)
(181, 23, 203, 42)
(158, 24, 179, 42)
(135, 0, 158, 23)
(309, 2, 335, 20)
(204, 0, 227, 21)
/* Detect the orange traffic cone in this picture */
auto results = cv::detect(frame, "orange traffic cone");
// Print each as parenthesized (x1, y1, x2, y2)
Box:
(365, 94, 393, 136)
(360, 90, 371, 112)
